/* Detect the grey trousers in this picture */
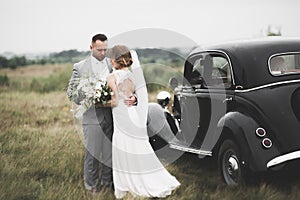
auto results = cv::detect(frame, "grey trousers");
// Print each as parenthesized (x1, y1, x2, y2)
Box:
(83, 119, 113, 190)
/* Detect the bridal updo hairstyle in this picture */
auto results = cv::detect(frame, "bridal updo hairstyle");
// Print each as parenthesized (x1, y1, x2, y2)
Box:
(110, 45, 133, 70)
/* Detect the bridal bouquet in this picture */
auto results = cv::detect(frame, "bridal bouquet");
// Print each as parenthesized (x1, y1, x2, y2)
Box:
(93, 80, 113, 105)
(69, 76, 113, 118)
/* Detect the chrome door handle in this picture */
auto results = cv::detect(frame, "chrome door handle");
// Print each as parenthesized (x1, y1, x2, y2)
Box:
(223, 97, 233, 103)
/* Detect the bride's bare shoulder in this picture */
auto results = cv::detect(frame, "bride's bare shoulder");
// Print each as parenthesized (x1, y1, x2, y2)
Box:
(107, 72, 116, 81)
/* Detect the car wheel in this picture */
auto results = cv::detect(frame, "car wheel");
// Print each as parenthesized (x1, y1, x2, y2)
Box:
(218, 139, 245, 185)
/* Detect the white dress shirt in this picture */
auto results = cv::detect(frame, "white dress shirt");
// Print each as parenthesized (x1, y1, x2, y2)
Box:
(91, 56, 110, 80)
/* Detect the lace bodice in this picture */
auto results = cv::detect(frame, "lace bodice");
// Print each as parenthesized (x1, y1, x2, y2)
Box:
(114, 70, 135, 101)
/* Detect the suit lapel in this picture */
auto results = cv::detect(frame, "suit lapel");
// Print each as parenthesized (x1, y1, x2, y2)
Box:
(105, 58, 113, 73)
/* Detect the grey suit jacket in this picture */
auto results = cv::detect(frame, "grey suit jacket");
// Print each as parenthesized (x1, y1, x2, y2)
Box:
(67, 56, 113, 125)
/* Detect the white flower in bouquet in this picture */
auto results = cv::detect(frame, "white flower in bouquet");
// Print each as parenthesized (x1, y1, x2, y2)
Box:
(69, 76, 113, 119)
(93, 80, 113, 105)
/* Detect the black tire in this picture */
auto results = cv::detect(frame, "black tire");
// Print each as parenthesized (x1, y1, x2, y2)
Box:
(218, 139, 246, 185)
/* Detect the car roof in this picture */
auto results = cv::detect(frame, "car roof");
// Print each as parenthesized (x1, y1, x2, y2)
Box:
(189, 37, 300, 89)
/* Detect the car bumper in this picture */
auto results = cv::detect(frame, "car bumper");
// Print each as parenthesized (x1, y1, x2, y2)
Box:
(267, 150, 300, 168)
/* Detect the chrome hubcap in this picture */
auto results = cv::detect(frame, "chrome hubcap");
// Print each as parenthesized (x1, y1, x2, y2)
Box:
(228, 155, 239, 176)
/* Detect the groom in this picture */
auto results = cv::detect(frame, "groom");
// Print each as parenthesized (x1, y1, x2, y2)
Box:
(67, 33, 136, 192)
(68, 33, 178, 193)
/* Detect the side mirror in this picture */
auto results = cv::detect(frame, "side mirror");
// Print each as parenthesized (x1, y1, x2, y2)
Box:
(169, 77, 178, 89)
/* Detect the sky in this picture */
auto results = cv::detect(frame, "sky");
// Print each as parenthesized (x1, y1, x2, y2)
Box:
(0, 0, 300, 54)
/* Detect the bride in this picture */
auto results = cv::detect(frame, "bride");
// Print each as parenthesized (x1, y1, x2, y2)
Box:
(107, 45, 180, 199)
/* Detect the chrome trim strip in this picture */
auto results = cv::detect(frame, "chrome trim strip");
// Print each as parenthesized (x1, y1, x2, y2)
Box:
(267, 150, 300, 168)
(235, 79, 300, 93)
(169, 143, 212, 156)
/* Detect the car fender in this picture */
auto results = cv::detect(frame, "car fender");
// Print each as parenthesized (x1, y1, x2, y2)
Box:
(217, 111, 280, 171)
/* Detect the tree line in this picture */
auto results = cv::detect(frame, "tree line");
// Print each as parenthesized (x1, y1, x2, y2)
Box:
(0, 48, 188, 70)
(0, 55, 29, 69)
(0, 49, 89, 69)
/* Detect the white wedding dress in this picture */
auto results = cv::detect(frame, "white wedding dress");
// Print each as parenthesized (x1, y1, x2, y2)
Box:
(112, 51, 180, 199)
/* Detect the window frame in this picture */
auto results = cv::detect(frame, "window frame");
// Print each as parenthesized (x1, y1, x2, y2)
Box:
(188, 51, 234, 89)
(268, 52, 300, 77)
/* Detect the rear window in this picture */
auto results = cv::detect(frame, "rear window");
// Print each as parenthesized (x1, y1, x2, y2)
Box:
(269, 53, 300, 76)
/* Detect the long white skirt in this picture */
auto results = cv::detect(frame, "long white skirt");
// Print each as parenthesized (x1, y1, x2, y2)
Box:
(112, 106, 180, 199)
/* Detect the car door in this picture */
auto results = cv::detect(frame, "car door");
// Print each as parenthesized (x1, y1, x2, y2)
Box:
(177, 51, 233, 150)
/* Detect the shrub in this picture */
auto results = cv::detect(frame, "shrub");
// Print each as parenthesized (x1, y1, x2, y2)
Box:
(30, 67, 71, 93)
(0, 74, 9, 86)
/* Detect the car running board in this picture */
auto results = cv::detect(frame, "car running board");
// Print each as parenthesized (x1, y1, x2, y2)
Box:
(169, 142, 212, 156)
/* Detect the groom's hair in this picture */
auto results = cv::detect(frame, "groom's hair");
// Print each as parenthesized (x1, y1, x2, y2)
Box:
(92, 34, 107, 43)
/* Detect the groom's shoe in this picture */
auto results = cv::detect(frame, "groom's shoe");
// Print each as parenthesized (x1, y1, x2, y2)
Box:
(86, 187, 101, 196)
(99, 182, 114, 193)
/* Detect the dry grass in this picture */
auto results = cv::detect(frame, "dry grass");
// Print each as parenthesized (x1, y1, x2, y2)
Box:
(1, 63, 72, 78)
(0, 91, 299, 200)
(1, 64, 300, 199)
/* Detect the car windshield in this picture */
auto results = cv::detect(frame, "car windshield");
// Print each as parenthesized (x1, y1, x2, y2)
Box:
(269, 53, 300, 76)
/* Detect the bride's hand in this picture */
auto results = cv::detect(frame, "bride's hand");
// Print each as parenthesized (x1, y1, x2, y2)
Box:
(124, 95, 136, 107)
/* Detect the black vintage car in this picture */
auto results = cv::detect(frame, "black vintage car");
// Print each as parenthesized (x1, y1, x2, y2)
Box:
(164, 37, 300, 185)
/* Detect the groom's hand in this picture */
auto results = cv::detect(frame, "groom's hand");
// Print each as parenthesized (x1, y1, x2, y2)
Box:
(124, 95, 136, 107)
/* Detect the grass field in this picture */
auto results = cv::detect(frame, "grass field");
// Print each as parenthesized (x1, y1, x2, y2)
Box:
(1, 64, 300, 199)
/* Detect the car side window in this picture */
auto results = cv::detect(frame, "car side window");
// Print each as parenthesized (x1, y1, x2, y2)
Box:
(190, 53, 232, 88)
(269, 53, 300, 76)
(190, 58, 204, 86)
